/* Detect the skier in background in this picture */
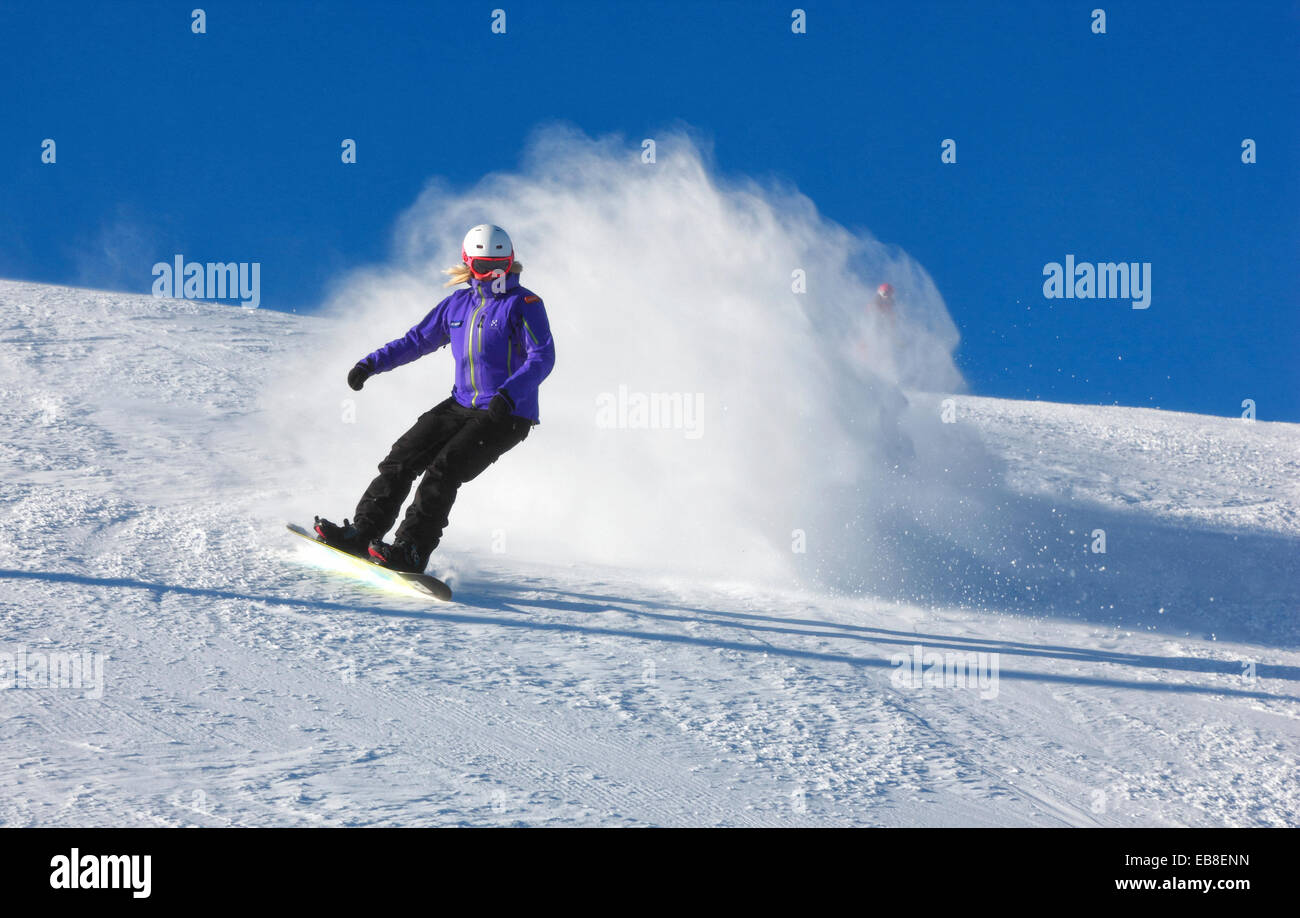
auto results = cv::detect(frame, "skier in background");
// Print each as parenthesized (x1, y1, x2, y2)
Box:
(857, 281, 913, 465)
(314, 224, 555, 573)
(874, 282, 896, 322)
(856, 282, 898, 368)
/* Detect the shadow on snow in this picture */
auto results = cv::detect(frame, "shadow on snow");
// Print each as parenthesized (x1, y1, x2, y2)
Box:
(1, 567, 1295, 704)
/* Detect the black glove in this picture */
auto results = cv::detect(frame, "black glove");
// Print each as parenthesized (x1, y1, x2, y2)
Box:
(347, 363, 372, 391)
(487, 390, 515, 423)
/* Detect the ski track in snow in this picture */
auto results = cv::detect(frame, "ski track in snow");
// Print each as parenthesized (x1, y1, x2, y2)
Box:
(1, 280, 1297, 826)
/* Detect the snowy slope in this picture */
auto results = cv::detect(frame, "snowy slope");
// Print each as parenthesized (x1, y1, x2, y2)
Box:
(1, 279, 1297, 827)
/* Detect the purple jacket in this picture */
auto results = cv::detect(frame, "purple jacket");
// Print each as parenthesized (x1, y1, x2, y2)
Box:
(360, 273, 555, 422)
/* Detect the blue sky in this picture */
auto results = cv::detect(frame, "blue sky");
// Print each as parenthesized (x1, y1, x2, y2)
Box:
(3, 1, 1296, 419)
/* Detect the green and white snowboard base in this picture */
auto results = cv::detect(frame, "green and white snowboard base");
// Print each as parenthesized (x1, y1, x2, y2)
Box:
(286, 523, 453, 602)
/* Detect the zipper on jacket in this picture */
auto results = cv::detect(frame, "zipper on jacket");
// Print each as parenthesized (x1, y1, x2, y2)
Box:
(467, 288, 486, 406)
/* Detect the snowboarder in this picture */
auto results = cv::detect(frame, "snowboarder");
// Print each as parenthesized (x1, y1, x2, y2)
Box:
(855, 282, 899, 369)
(314, 224, 555, 573)
(855, 281, 913, 465)
(874, 282, 896, 321)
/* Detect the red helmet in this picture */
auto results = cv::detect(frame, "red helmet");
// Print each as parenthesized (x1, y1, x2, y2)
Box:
(877, 283, 894, 300)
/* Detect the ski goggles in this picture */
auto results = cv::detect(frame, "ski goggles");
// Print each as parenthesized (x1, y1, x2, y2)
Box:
(466, 256, 513, 279)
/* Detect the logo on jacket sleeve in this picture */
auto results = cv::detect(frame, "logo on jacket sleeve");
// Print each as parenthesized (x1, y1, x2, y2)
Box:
(523, 295, 540, 303)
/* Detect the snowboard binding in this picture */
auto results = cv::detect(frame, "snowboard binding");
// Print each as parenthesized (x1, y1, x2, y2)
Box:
(313, 516, 373, 559)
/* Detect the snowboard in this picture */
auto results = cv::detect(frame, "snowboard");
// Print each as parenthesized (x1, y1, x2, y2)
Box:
(286, 523, 453, 602)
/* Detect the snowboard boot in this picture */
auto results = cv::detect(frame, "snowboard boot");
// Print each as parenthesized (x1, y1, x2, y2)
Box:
(367, 538, 430, 574)
(313, 516, 374, 559)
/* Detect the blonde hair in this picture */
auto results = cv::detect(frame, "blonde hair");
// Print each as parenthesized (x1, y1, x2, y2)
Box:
(443, 261, 523, 287)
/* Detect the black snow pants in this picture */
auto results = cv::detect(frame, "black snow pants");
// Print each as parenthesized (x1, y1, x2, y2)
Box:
(352, 396, 531, 554)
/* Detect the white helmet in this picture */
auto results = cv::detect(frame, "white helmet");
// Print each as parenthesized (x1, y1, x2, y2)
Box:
(461, 224, 514, 280)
